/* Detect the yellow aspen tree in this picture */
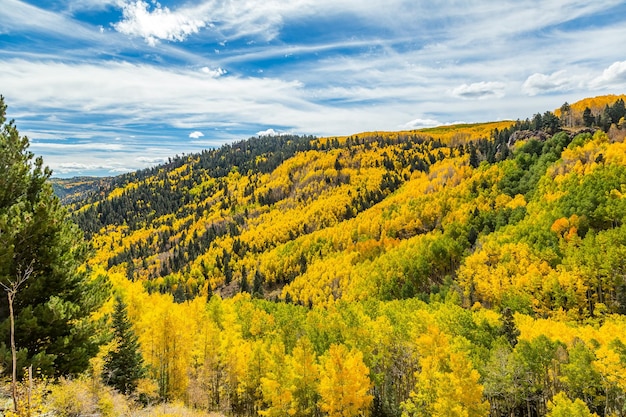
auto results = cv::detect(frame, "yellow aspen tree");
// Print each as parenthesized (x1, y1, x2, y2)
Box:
(260, 341, 295, 417)
(289, 337, 321, 417)
(592, 342, 626, 416)
(242, 339, 271, 415)
(402, 326, 489, 417)
(138, 297, 193, 401)
(188, 298, 222, 410)
(319, 344, 373, 417)
(546, 393, 598, 417)
(218, 300, 249, 413)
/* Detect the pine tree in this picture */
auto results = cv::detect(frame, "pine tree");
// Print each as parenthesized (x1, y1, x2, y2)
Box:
(500, 307, 520, 347)
(240, 266, 250, 293)
(468, 143, 479, 168)
(0, 95, 108, 377)
(599, 105, 613, 132)
(583, 107, 594, 127)
(253, 270, 264, 298)
(102, 295, 145, 395)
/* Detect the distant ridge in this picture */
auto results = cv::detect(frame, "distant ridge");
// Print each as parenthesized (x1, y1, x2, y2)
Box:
(50, 176, 112, 205)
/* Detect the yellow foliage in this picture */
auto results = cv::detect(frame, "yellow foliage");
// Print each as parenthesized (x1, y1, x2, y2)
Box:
(556, 94, 626, 117)
(402, 326, 489, 417)
(319, 344, 373, 417)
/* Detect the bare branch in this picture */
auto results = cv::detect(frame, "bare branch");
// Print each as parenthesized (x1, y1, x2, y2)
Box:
(1, 258, 34, 295)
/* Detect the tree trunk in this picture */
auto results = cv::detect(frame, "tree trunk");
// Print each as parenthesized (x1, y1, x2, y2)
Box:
(8, 291, 18, 412)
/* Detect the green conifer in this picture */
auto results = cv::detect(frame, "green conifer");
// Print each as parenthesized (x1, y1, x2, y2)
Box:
(0, 95, 108, 377)
(102, 295, 145, 395)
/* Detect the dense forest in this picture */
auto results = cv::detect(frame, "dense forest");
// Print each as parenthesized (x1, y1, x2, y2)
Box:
(1, 94, 626, 416)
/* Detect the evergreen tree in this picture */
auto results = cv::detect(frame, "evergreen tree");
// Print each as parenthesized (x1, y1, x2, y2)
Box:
(542, 111, 561, 134)
(531, 113, 543, 130)
(599, 105, 613, 132)
(0, 96, 108, 377)
(468, 143, 479, 168)
(582, 107, 594, 127)
(240, 266, 250, 293)
(499, 307, 520, 347)
(609, 98, 625, 123)
(102, 295, 145, 395)
(253, 269, 264, 298)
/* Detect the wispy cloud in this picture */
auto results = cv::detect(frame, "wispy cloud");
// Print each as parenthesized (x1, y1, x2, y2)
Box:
(32, 142, 125, 152)
(136, 156, 167, 164)
(0, 0, 101, 40)
(53, 161, 133, 175)
(3, 0, 626, 176)
(451, 82, 506, 100)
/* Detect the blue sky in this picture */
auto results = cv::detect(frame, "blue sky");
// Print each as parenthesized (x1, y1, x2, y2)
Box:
(1, 0, 625, 177)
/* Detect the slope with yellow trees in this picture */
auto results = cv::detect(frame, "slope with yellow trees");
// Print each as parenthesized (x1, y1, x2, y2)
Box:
(4, 95, 626, 416)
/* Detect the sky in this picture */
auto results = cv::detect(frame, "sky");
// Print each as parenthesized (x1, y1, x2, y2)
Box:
(1, 0, 626, 177)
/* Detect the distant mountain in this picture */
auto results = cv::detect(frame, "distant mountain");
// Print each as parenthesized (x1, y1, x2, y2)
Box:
(50, 176, 113, 205)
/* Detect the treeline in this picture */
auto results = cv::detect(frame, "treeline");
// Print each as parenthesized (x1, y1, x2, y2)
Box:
(73, 134, 316, 237)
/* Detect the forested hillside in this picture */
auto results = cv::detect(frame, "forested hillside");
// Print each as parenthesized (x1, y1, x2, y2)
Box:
(71, 121, 515, 301)
(3, 94, 626, 416)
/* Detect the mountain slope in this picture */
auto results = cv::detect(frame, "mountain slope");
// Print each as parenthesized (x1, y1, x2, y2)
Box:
(45, 94, 626, 416)
(65, 95, 626, 318)
(71, 122, 517, 301)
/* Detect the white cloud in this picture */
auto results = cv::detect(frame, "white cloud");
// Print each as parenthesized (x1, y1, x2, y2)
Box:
(136, 156, 167, 164)
(189, 131, 204, 139)
(451, 82, 506, 100)
(201, 67, 227, 77)
(113, 0, 207, 45)
(401, 118, 440, 129)
(31, 142, 125, 151)
(256, 128, 285, 137)
(1, 59, 306, 120)
(590, 61, 626, 88)
(53, 161, 131, 175)
(522, 71, 579, 96)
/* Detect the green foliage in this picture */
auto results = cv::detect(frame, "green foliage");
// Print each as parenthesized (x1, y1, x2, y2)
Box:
(0, 95, 108, 377)
(560, 339, 603, 415)
(499, 131, 573, 199)
(102, 295, 145, 395)
(555, 165, 626, 230)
